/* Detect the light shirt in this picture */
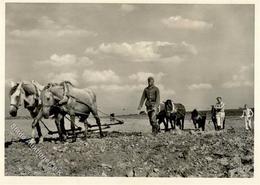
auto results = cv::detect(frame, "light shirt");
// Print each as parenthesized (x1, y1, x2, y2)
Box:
(241, 108, 254, 118)
(215, 101, 225, 113)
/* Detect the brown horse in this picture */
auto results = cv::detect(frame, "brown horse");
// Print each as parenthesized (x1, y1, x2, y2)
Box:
(191, 109, 206, 131)
(157, 100, 186, 131)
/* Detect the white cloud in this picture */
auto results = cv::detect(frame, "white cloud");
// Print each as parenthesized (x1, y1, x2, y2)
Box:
(78, 56, 94, 66)
(89, 84, 143, 92)
(82, 69, 120, 83)
(162, 16, 213, 30)
(222, 65, 253, 88)
(9, 16, 97, 39)
(120, 4, 136, 13)
(157, 84, 176, 98)
(129, 72, 165, 83)
(37, 54, 93, 67)
(188, 83, 213, 90)
(47, 72, 79, 86)
(85, 41, 197, 63)
(5, 78, 15, 88)
(89, 83, 175, 97)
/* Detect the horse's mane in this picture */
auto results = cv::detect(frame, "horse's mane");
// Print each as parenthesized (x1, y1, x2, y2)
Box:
(43, 81, 74, 92)
(9, 84, 19, 96)
(59, 81, 74, 87)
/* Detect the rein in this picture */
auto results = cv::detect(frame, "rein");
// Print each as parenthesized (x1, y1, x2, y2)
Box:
(10, 103, 19, 110)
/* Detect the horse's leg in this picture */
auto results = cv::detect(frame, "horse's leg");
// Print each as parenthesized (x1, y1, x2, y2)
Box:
(182, 117, 185, 130)
(213, 118, 217, 130)
(55, 114, 65, 142)
(170, 117, 174, 130)
(60, 117, 67, 140)
(70, 114, 76, 142)
(36, 122, 43, 144)
(166, 117, 170, 130)
(92, 110, 103, 138)
(83, 118, 89, 139)
(157, 117, 161, 132)
(29, 111, 42, 144)
(202, 119, 206, 131)
(163, 117, 169, 132)
(193, 119, 197, 129)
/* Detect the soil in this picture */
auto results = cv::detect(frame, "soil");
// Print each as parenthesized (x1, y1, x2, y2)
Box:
(5, 127, 254, 177)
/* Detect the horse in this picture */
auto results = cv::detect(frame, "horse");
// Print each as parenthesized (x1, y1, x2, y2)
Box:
(191, 109, 206, 131)
(39, 82, 103, 142)
(210, 105, 225, 130)
(157, 99, 186, 131)
(9, 80, 46, 143)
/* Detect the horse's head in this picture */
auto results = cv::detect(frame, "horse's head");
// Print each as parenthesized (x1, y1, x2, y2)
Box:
(191, 109, 199, 120)
(164, 99, 173, 117)
(41, 88, 56, 119)
(9, 81, 23, 117)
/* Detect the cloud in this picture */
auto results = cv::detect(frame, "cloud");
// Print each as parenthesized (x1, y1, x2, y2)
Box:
(82, 69, 120, 83)
(89, 84, 143, 92)
(129, 72, 165, 83)
(47, 72, 79, 85)
(9, 16, 97, 39)
(89, 83, 175, 97)
(222, 65, 254, 88)
(85, 41, 197, 63)
(37, 54, 93, 67)
(162, 16, 213, 30)
(5, 78, 15, 88)
(188, 83, 213, 90)
(120, 4, 136, 13)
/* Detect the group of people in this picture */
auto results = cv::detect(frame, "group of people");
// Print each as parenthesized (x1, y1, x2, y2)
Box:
(137, 77, 254, 134)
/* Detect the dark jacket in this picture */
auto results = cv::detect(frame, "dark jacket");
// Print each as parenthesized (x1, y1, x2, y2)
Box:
(139, 85, 160, 111)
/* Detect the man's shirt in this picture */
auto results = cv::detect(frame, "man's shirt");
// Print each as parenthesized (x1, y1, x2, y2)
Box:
(139, 85, 160, 110)
(242, 108, 254, 118)
(215, 101, 225, 113)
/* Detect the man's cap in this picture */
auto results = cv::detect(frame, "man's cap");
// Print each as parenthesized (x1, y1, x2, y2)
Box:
(147, 76, 154, 81)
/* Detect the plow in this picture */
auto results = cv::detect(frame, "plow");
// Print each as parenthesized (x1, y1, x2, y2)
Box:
(38, 110, 124, 137)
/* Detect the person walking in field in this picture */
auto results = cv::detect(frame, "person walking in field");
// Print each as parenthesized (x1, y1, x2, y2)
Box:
(240, 104, 254, 130)
(138, 77, 160, 135)
(214, 97, 225, 130)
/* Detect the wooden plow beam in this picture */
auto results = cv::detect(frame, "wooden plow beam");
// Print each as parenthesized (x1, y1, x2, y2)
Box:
(40, 118, 124, 136)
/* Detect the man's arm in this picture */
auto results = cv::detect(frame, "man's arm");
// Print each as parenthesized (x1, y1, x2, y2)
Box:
(215, 102, 225, 110)
(138, 89, 146, 110)
(250, 109, 254, 117)
(241, 110, 245, 118)
(155, 87, 160, 107)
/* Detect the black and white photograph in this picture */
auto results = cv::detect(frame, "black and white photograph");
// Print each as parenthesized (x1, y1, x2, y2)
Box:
(3, 1, 257, 181)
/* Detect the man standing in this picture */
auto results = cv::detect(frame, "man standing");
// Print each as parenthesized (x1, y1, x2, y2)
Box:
(240, 104, 254, 130)
(214, 97, 225, 130)
(138, 77, 160, 134)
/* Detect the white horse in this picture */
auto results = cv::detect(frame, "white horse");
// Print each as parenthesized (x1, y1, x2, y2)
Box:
(9, 80, 45, 144)
(40, 82, 103, 142)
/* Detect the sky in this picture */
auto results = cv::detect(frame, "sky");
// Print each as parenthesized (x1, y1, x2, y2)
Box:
(5, 3, 254, 115)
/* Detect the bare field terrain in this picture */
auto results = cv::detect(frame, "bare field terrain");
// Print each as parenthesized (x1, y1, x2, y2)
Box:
(5, 114, 254, 177)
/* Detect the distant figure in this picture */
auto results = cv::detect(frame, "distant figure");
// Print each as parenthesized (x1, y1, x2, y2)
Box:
(210, 105, 218, 130)
(240, 104, 254, 130)
(214, 97, 225, 130)
(138, 77, 160, 135)
(110, 113, 115, 122)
